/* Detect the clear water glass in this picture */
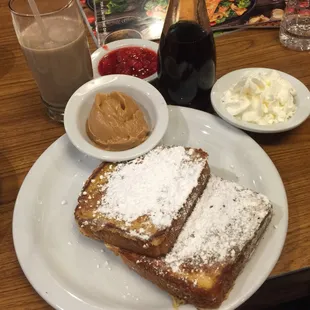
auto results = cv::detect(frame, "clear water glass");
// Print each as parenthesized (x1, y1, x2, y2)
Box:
(279, 0, 310, 51)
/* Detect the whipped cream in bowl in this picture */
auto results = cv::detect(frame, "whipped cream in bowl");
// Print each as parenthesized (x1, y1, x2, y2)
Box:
(211, 68, 310, 133)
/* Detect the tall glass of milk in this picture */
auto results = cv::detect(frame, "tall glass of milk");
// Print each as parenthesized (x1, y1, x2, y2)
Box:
(9, 0, 93, 122)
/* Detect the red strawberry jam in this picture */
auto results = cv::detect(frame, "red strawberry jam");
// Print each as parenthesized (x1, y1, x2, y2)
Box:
(98, 46, 157, 79)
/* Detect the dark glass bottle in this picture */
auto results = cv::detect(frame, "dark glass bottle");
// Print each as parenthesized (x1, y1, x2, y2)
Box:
(157, 0, 216, 111)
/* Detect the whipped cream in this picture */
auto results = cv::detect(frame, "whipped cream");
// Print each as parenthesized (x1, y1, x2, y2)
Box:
(222, 70, 297, 125)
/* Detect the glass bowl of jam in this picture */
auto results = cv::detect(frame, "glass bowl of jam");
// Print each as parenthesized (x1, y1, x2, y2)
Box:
(92, 39, 158, 83)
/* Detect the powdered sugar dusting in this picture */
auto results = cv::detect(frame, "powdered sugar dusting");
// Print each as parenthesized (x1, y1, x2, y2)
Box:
(164, 175, 272, 272)
(97, 146, 207, 239)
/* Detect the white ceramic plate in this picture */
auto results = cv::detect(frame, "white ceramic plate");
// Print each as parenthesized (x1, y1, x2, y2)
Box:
(211, 68, 310, 133)
(91, 39, 159, 83)
(64, 75, 168, 162)
(13, 106, 288, 310)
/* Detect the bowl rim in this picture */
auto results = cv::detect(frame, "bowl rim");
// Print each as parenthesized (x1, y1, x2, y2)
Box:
(91, 39, 159, 83)
(211, 67, 310, 133)
(64, 74, 169, 162)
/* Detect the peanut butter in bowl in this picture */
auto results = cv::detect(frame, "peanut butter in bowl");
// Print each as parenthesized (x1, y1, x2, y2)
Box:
(86, 92, 150, 151)
(64, 74, 169, 162)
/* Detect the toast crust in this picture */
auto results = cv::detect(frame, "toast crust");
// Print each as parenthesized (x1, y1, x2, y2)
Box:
(106, 175, 273, 308)
(112, 212, 271, 308)
(75, 146, 210, 257)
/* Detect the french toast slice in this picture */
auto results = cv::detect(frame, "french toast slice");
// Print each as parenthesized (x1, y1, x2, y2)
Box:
(75, 146, 210, 257)
(107, 175, 273, 308)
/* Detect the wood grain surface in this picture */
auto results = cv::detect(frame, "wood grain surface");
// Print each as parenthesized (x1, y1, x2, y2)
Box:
(0, 0, 309, 308)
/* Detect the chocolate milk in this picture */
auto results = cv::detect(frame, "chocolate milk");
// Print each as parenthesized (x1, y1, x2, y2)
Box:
(20, 16, 93, 109)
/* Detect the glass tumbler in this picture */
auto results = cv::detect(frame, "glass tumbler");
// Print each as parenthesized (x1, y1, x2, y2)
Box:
(9, 0, 93, 122)
(279, 0, 310, 51)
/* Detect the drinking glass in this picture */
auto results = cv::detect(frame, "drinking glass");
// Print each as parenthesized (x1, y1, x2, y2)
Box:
(279, 0, 310, 51)
(9, 0, 93, 122)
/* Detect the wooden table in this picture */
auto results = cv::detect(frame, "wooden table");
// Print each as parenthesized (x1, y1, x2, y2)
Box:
(0, 1, 309, 309)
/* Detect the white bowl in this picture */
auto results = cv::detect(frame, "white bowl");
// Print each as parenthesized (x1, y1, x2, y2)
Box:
(91, 39, 159, 83)
(211, 68, 310, 133)
(64, 75, 168, 162)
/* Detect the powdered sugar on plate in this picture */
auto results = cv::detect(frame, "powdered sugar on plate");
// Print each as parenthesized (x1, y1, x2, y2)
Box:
(164, 174, 272, 272)
(97, 146, 207, 239)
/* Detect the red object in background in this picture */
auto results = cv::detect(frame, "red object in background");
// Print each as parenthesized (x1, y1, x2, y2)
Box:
(98, 47, 157, 79)
(87, 16, 95, 24)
